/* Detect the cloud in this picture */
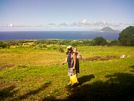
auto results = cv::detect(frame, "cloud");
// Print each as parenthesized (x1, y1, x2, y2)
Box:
(59, 23, 69, 27)
(80, 19, 89, 24)
(0, 19, 133, 31)
(47, 23, 57, 26)
(8, 24, 13, 27)
(67, 19, 132, 30)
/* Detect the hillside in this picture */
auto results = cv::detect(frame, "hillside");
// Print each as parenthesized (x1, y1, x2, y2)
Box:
(101, 27, 119, 32)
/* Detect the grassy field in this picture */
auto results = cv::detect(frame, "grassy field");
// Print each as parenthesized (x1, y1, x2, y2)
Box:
(0, 45, 134, 101)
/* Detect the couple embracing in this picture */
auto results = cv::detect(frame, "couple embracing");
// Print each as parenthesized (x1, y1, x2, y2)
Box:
(63, 45, 81, 86)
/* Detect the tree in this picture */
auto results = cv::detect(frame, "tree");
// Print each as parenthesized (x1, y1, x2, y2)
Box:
(118, 26, 134, 46)
(93, 37, 107, 46)
(0, 41, 9, 48)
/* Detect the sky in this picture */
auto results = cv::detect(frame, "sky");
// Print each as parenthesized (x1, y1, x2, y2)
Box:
(0, 0, 134, 31)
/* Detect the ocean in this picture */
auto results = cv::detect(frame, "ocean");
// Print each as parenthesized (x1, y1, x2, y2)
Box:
(0, 31, 119, 40)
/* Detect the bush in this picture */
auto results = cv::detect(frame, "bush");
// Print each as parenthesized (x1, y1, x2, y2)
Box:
(0, 41, 9, 48)
(35, 43, 47, 49)
(93, 37, 107, 46)
(59, 47, 64, 53)
(109, 40, 119, 46)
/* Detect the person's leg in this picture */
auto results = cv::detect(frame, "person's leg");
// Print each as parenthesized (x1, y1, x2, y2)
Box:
(68, 68, 73, 85)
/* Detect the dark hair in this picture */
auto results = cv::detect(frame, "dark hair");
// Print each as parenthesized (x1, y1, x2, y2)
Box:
(66, 48, 73, 54)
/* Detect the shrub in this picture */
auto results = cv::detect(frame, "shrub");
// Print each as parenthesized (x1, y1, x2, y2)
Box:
(109, 40, 119, 46)
(0, 41, 9, 48)
(93, 37, 107, 46)
(59, 47, 64, 53)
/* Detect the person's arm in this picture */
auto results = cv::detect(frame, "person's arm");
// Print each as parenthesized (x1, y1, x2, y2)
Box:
(73, 53, 76, 69)
(62, 57, 67, 65)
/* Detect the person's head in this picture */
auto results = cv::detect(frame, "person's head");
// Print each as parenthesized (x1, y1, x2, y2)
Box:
(73, 47, 77, 53)
(66, 45, 73, 54)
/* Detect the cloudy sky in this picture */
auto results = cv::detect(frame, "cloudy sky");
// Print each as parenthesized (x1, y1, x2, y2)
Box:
(0, 0, 134, 31)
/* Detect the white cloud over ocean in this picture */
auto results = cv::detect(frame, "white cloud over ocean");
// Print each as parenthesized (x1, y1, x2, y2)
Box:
(0, 19, 133, 31)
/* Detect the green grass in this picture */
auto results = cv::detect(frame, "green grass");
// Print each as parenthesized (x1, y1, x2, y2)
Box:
(0, 46, 134, 101)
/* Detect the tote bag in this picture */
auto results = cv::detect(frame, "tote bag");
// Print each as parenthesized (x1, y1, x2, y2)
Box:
(70, 74, 79, 85)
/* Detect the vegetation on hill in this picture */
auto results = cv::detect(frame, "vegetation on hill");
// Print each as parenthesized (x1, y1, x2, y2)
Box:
(0, 39, 119, 49)
(118, 26, 134, 46)
(92, 37, 107, 46)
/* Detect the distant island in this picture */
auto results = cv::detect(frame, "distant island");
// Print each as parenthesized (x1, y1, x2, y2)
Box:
(101, 27, 119, 32)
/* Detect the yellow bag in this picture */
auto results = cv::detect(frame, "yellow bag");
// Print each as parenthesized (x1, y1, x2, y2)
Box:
(70, 74, 79, 85)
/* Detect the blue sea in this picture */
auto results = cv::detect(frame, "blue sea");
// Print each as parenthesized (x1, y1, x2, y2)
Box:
(0, 31, 119, 40)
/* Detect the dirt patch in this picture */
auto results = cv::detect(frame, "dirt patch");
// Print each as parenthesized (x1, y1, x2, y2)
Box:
(82, 56, 119, 61)
(0, 64, 15, 71)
